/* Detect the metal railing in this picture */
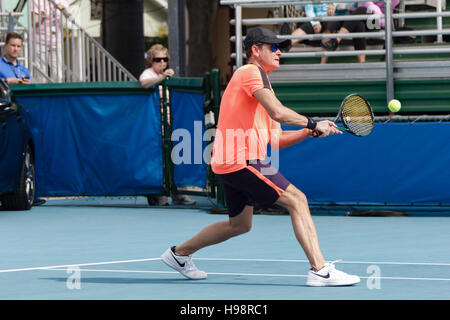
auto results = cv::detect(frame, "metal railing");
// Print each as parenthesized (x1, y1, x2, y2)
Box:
(26, 0, 136, 83)
(0, 1, 136, 83)
(221, 0, 450, 103)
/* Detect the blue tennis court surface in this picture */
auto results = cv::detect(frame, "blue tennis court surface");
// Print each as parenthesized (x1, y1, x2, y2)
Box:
(1, 196, 449, 301)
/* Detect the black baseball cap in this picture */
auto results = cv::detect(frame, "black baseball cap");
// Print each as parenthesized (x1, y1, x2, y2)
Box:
(243, 27, 291, 51)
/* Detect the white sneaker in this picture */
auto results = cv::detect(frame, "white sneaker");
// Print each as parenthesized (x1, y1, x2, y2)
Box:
(306, 260, 360, 287)
(161, 247, 207, 280)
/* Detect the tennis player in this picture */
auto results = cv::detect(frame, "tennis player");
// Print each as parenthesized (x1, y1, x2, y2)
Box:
(162, 27, 360, 287)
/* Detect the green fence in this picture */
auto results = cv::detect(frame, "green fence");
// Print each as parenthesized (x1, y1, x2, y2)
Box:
(272, 79, 450, 115)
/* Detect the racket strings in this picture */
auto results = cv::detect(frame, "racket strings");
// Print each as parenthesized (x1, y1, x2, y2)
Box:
(341, 96, 374, 136)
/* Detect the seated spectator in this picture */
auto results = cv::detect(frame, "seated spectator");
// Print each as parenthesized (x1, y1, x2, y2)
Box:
(280, 4, 335, 48)
(282, 2, 400, 64)
(280, 3, 365, 63)
(320, 1, 400, 63)
(360, 1, 401, 29)
(320, 3, 367, 63)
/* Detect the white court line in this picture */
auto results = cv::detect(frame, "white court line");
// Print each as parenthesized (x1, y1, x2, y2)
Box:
(46, 268, 450, 282)
(194, 257, 450, 266)
(1, 256, 449, 274)
(0, 258, 161, 273)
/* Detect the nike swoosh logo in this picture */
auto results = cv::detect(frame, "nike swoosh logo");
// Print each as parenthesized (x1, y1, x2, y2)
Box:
(314, 272, 330, 279)
(171, 251, 185, 267)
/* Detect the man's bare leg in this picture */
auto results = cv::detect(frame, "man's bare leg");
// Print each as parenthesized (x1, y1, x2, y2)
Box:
(275, 184, 326, 271)
(291, 28, 307, 46)
(174, 205, 254, 256)
(320, 30, 331, 64)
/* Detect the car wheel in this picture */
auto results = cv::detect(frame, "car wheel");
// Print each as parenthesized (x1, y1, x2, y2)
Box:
(1, 145, 35, 210)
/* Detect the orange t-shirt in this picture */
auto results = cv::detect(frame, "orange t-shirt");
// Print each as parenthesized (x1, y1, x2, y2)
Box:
(211, 64, 277, 174)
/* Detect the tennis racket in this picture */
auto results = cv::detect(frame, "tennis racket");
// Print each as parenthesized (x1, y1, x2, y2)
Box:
(313, 93, 374, 137)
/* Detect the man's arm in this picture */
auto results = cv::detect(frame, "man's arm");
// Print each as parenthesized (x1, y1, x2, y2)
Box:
(139, 74, 167, 89)
(5, 77, 24, 85)
(270, 121, 312, 150)
(254, 88, 309, 126)
(253, 88, 340, 137)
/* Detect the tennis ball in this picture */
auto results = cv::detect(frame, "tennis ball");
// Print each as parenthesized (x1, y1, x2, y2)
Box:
(388, 99, 401, 113)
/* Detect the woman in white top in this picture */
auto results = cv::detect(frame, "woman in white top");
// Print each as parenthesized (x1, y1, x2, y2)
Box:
(140, 44, 195, 206)
(140, 44, 175, 88)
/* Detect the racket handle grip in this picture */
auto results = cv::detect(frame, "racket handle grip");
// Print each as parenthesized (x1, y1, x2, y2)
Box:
(312, 130, 320, 138)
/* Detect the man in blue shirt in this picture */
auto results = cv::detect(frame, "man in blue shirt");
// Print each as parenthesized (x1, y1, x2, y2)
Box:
(0, 32, 31, 85)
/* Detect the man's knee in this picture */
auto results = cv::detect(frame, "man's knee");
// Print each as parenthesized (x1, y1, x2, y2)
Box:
(229, 206, 253, 235)
(277, 185, 309, 210)
(238, 222, 252, 234)
(295, 188, 308, 205)
(230, 220, 252, 235)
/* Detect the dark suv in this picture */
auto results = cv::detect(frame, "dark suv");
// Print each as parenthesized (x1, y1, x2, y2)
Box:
(0, 79, 35, 210)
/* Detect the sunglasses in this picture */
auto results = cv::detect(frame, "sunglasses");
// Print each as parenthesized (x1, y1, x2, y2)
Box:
(153, 57, 169, 62)
(255, 43, 280, 53)
(270, 43, 280, 52)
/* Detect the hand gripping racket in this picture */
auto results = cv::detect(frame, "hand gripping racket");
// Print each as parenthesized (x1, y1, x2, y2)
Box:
(313, 93, 374, 137)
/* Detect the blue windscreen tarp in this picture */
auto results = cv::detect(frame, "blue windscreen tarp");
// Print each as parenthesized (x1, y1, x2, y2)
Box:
(16, 93, 164, 196)
(170, 90, 208, 189)
(273, 122, 450, 205)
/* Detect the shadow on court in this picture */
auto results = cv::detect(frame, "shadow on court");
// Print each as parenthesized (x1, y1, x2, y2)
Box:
(41, 276, 313, 288)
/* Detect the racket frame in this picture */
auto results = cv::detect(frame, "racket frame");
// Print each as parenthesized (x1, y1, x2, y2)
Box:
(335, 93, 375, 137)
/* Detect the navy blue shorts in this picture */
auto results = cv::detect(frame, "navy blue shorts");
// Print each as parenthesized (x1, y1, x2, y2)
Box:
(215, 160, 291, 217)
